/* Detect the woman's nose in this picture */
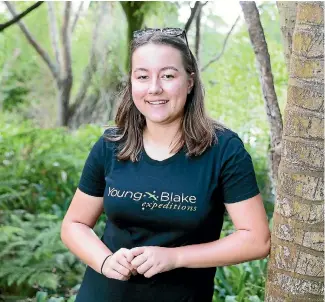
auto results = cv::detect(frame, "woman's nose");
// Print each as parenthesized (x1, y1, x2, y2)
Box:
(148, 79, 163, 95)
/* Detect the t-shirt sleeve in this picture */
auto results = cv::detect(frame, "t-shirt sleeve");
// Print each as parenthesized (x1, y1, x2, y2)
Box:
(78, 134, 106, 197)
(219, 135, 260, 203)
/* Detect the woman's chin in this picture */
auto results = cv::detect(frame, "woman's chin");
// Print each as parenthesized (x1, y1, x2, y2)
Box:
(145, 115, 172, 125)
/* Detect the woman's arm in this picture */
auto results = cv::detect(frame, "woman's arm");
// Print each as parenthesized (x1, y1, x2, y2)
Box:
(173, 194, 271, 268)
(61, 188, 112, 273)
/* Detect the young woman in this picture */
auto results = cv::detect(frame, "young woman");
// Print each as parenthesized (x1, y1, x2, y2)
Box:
(61, 28, 271, 302)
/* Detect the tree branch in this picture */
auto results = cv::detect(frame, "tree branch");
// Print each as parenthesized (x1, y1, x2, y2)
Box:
(239, 1, 283, 185)
(0, 1, 44, 32)
(71, 1, 84, 33)
(184, 1, 200, 32)
(47, 2, 61, 72)
(61, 1, 72, 81)
(195, 3, 204, 61)
(200, 15, 240, 72)
(4, 1, 59, 81)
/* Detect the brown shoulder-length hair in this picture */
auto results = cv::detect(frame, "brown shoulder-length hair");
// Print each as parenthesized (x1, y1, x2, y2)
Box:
(105, 32, 225, 162)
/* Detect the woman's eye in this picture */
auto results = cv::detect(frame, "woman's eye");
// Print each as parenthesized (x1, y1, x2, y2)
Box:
(137, 75, 148, 80)
(162, 74, 174, 79)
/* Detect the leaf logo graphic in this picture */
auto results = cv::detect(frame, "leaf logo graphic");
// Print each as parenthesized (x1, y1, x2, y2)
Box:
(145, 192, 158, 201)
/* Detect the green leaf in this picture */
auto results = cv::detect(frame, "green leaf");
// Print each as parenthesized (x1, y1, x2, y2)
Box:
(248, 296, 262, 302)
(225, 296, 238, 302)
(36, 291, 48, 302)
(48, 298, 65, 302)
(215, 267, 234, 295)
(29, 272, 59, 290)
(67, 295, 76, 302)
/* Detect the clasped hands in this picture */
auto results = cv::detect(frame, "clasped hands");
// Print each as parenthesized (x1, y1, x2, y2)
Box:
(101, 246, 179, 281)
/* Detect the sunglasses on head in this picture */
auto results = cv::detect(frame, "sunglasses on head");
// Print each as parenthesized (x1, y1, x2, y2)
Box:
(133, 27, 191, 52)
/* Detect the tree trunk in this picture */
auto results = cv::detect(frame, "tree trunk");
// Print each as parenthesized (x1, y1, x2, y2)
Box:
(194, 3, 202, 62)
(240, 1, 283, 191)
(265, 2, 324, 301)
(121, 1, 146, 70)
(57, 80, 72, 126)
(59, 2, 73, 127)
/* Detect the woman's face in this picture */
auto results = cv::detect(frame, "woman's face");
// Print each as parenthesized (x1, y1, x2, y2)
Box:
(131, 43, 194, 126)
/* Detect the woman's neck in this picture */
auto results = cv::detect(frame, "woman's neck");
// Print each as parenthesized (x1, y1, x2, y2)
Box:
(143, 119, 182, 149)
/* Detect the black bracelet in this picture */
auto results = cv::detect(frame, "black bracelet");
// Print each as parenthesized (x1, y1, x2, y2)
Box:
(100, 254, 113, 275)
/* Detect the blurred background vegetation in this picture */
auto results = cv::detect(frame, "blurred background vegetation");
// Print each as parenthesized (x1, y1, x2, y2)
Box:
(0, 1, 286, 301)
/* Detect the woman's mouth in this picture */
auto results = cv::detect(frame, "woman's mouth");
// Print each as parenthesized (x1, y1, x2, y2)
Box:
(145, 100, 169, 105)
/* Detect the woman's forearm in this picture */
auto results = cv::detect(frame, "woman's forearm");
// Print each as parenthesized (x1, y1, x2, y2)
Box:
(61, 222, 112, 274)
(174, 230, 270, 269)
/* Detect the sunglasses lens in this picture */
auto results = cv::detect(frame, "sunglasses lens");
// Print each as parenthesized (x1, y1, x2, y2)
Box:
(133, 28, 184, 39)
(133, 31, 141, 38)
(163, 28, 182, 36)
(133, 29, 155, 38)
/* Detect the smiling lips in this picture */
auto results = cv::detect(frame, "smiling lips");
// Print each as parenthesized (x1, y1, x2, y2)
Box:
(146, 100, 169, 105)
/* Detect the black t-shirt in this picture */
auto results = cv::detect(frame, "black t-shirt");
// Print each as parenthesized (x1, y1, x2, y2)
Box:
(75, 127, 260, 302)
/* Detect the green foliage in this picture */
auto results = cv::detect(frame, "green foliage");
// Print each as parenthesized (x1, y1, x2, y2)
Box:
(212, 217, 270, 302)
(213, 260, 268, 302)
(0, 113, 107, 300)
(0, 211, 84, 298)
(35, 291, 77, 302)
(0, 71, 30, 111)
(0, 206, 106, 300)
(0, 112, 103, 214)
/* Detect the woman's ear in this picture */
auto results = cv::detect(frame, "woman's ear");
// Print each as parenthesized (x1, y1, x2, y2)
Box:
(188, 72, 195, 93)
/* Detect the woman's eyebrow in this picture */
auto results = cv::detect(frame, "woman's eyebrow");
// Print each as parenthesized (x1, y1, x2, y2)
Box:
(133, 66, 179, 72)
(161, 66, 179, 72)
(133, 68, 148, 72)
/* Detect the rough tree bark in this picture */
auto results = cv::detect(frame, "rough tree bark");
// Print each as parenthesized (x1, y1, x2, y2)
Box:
(265, 2, 324, 301)
(276, 2, 299, 72)
(240, 1, 283, 190)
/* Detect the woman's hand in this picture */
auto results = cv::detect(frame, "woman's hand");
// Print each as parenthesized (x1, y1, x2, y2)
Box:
(101, 248, 137, 281)
(130, 246, 178, 278)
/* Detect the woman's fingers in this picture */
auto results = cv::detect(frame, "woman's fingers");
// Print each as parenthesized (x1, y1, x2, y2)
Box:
(131, 253, 147, 268)
(109, 268, 130, 281)
(119, 254, 134, 272)
(143, 265, 158, 278)
(136, 260, 152, 275)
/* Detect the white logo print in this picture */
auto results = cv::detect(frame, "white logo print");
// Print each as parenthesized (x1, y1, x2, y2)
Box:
(107, 187, 197, 212)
